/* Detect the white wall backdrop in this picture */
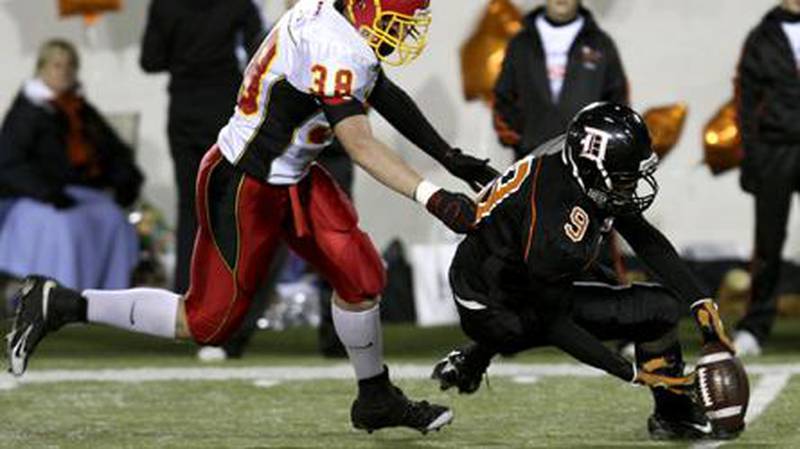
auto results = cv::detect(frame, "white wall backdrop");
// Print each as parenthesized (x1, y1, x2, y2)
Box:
(0, 0, 798, 259)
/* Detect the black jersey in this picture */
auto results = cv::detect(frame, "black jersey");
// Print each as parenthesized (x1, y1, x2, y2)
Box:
(452, 135, 709, 308)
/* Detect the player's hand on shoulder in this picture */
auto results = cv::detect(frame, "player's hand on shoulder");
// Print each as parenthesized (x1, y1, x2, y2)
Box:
(443, 148, 500, 192)
(691, 298, 736, 355)
(425, 189, 476, 234)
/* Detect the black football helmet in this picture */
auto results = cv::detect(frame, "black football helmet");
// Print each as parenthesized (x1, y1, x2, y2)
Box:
(563, 102, 659, 216)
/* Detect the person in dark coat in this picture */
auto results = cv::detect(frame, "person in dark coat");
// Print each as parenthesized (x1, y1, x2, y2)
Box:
(734, 0, 800, 356)
(493, 0, 628, 161)
(140, 0, 265, 292)
(0, 38, 143, 290)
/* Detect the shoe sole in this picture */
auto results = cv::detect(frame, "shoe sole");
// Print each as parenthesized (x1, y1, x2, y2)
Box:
(648, 418, 712, 441)
(423, 409, 454, 434)
(354, 408, 455, 435)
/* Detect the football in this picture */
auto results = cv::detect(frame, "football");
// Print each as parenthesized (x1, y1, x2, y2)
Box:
(695, 343, 750, 438)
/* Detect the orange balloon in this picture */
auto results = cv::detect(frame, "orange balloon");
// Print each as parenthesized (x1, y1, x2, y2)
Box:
(643, 103, 688, 159)
(461, 0, 523, 102)
(59, 0, 121, 17)
(703, 100, 743, 175)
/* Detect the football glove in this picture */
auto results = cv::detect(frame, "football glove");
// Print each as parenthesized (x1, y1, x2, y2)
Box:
(425, 189, 476, 234)
(442, 148, 500, 192)
(691, 299, 735, 355)
(634, 365, 696, 395)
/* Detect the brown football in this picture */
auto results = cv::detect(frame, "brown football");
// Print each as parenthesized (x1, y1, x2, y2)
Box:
(695, 343, 750, 438)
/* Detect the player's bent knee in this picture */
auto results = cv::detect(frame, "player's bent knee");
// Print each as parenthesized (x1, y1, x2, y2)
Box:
(634, 285, 681, 338)
(184, 293, 250, 346)
(333, 293, 380, 311)
(329, 241, 387, 305)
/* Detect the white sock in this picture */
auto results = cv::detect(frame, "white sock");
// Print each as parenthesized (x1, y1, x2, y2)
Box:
(83, 288, 180, 339)
(332, 302, 384, 380)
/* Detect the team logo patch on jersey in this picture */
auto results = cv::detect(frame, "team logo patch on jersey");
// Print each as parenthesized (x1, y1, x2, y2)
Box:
(580, 46, 603, 70)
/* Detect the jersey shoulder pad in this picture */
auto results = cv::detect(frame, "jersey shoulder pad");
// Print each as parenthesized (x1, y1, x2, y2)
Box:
(287, 3, 379, 102)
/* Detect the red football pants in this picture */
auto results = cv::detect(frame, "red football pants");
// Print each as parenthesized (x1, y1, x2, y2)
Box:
(184, 147, 386, 344)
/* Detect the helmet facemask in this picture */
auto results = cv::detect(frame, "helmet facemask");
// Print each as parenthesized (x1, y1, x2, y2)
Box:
(348, 1, 431, 66)
(585, 157, 659, 216)
(565, 131, 660, 216)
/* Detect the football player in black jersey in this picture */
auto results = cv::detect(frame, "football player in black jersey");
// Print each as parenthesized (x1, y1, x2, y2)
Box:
(431, 102, 736, 440)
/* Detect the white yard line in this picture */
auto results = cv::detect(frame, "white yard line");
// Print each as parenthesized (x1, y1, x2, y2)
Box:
(0, 362, 796, 384)
(1, 362, 792, 446)
(2, 362, 794, 446)
(691, 372, 792, 449)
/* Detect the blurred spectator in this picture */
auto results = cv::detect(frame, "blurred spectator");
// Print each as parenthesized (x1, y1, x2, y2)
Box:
(0, 39, 143, 290)
(734, 0, 800, 356)
(140, 0, 265, 291)
(493, 0, 628, 160)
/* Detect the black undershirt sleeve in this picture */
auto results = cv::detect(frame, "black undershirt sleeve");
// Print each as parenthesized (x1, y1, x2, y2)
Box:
(367, 70, 453, 163)
(546, 317, 635, 382)
(615, 214, 709, 305)
(534, 284, 634, 382)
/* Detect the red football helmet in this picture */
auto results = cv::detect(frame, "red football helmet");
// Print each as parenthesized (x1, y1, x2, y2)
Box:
(344, 0, 432, 66)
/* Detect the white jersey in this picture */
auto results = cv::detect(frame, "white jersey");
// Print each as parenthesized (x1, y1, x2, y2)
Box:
(217, 0, 379, 184)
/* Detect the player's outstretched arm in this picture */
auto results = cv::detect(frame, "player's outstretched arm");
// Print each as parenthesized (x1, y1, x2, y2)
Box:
(545, 316, 695, 392)
(368, 71, 499, 192)
(333, 114, 476, 233)
(544, 315, 634, 381)
(615, 214, 735, 353)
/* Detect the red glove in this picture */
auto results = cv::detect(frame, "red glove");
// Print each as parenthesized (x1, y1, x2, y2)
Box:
(425, 189, 476, 234)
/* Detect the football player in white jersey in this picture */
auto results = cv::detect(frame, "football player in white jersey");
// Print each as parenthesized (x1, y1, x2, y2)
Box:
(7, 0, 500, 434)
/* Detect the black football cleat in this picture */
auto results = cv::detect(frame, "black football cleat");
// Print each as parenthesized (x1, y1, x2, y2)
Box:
(648, 393, 713, 440)
(431, 344, 491, 394)
(6, 276, 83, 376)
(351, 368, 453, 434)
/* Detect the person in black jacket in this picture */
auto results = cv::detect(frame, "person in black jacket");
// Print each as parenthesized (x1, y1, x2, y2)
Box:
(140, 0, 265, 292)
(734, 0, 800, 356)
(493, 0, 628, 161)
(0, 41, 142, 208)
(0, 38, 143, 290)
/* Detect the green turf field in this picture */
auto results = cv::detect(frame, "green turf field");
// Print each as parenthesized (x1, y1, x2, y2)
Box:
(1, 319, 799, 448)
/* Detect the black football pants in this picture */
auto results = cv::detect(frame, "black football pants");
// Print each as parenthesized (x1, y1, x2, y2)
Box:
(737, 147, 800, 343)
(454, 282, 681, 358)
(167, 89, 236, 292)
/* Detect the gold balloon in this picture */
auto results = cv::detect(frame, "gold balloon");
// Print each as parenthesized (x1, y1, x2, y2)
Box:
(703, 99, 742, 175)
(643, 103, 688, 159)
(461, 0, 523, 102)
(58, 0, 121, 17)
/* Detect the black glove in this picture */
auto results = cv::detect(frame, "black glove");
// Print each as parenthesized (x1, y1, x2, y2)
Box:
(48, 191, 76, 210)
(425, 189, 476, 234)
(442, 148, 500, 192)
